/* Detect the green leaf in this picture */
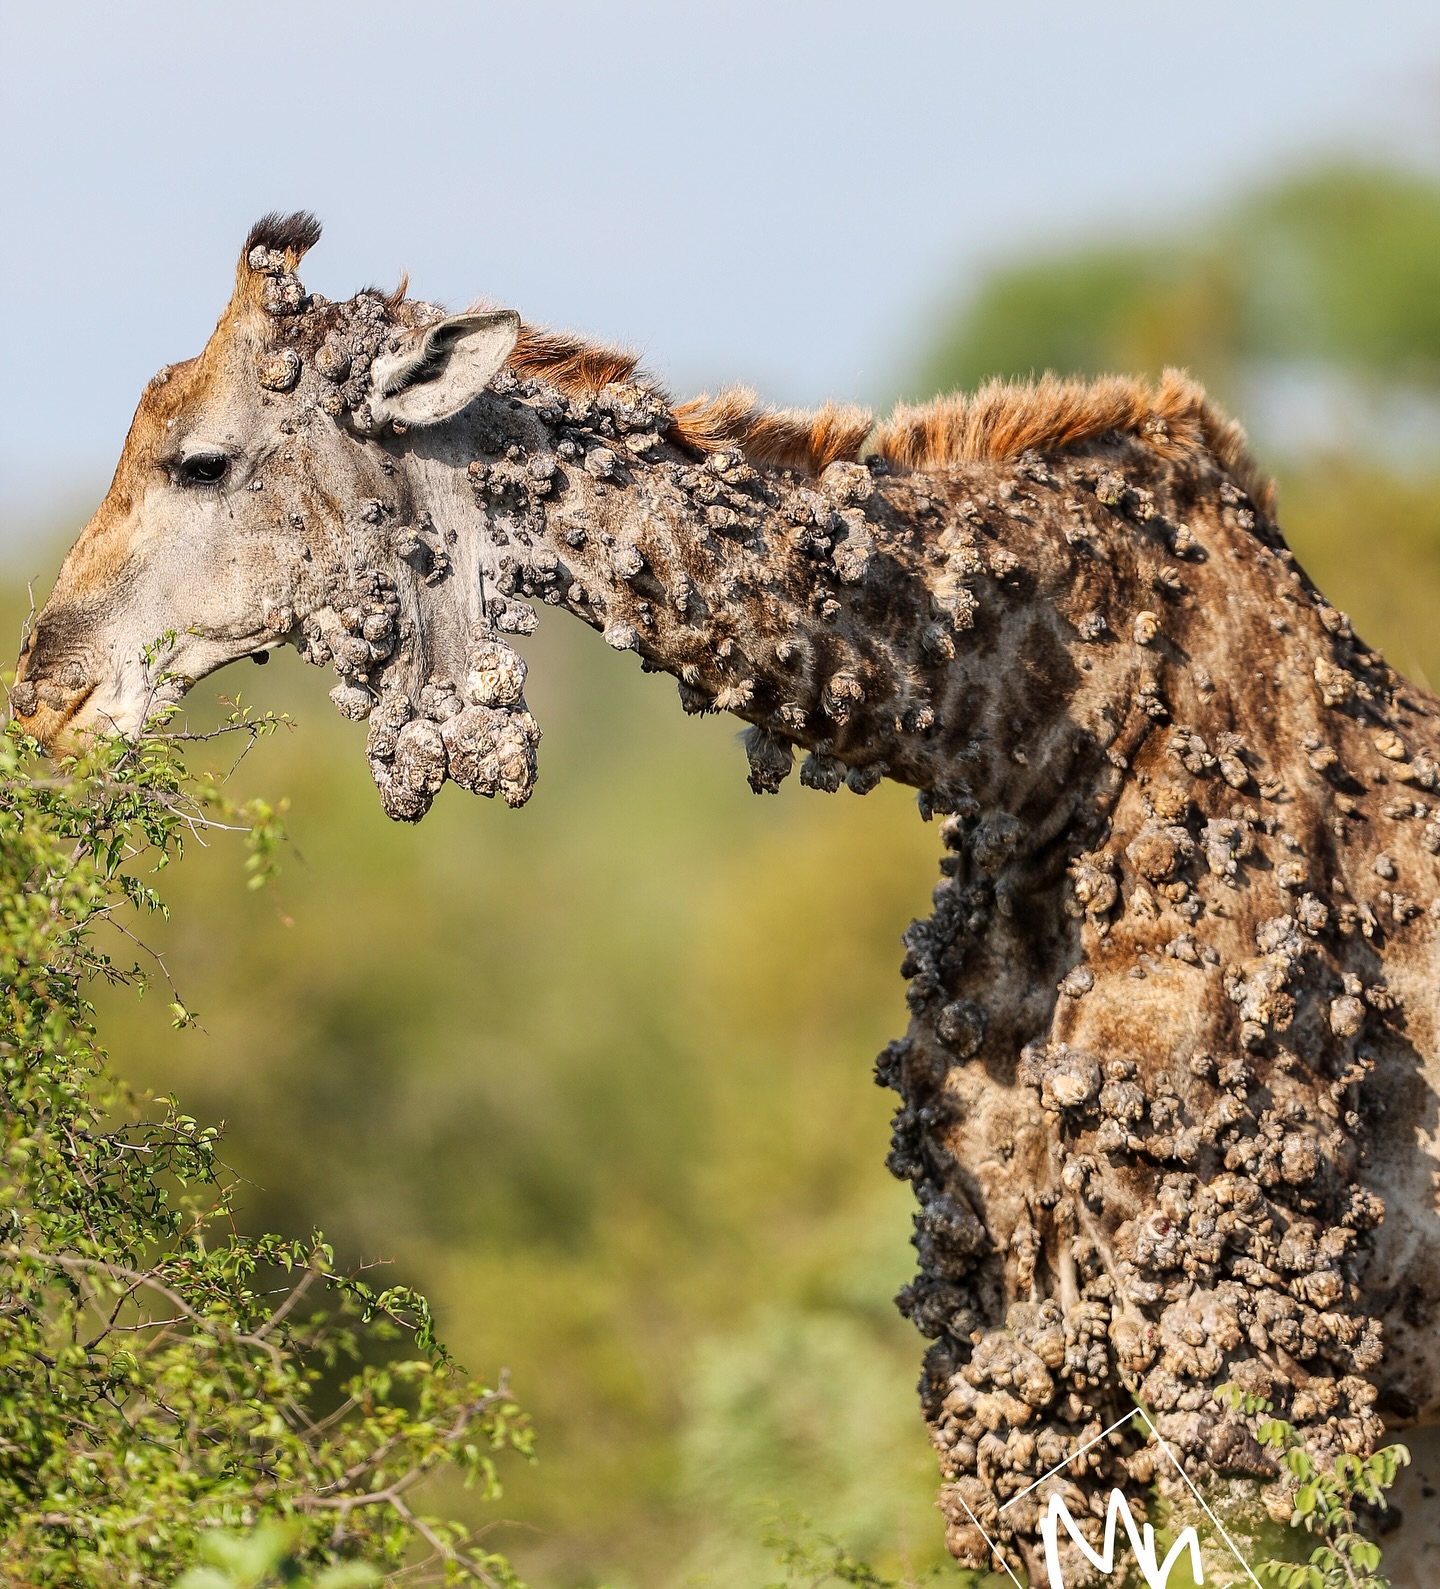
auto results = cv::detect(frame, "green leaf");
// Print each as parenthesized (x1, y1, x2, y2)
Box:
(1351, 1540, 1381, 1572)
(1286, 1448, 1315, 1481)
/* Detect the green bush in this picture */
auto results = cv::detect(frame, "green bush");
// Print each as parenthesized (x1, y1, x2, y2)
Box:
(1215, 1384, 1408, 1589)
(0, 716, 528, 1587)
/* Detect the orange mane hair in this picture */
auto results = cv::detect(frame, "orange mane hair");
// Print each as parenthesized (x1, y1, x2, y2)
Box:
(669, 389, 874, 474)
(509, 324, 644, 397)
(870, 368, 1273, 513)
(503, 321, 1271, 508)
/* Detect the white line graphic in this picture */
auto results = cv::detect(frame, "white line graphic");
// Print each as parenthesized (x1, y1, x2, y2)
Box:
(1000, 1409, 1139, 1512)
(1040, 1486, 1203, 1588)
(942, 1397, 1267, 1588)
(1129, 1406, 1266, 1589)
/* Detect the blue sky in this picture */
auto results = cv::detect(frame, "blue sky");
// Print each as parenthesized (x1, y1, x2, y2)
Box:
(5, 0, 1440, 541)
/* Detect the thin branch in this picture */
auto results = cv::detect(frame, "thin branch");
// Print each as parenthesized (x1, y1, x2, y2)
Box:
(252, 1265, 320, 1342)
(95, 916, 198, 1024)
(5, 1247, 288, 1372)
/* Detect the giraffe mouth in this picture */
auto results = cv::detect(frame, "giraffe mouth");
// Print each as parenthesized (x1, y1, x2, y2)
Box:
(9, 680, 99, 753)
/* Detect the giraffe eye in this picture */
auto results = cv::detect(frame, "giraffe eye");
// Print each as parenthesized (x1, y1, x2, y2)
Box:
(178, 451, 230, 486)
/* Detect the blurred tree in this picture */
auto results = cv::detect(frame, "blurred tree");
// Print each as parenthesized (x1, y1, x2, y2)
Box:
(23, 618, 947, 1589)
(918, 164, 1440, 405)
(1233, 167, 1440, 379)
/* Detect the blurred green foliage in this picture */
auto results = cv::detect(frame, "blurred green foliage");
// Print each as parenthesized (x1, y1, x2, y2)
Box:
(917, 164, 1440, 405)
(6, 158, 1440, 1589)
(174, 1524, 379, 1589)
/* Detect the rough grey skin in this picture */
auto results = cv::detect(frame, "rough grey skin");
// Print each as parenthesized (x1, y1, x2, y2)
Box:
(13, 231, 1440, 1584)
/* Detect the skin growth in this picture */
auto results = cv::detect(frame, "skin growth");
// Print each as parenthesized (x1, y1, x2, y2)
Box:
(13, 215, 1439, 1583)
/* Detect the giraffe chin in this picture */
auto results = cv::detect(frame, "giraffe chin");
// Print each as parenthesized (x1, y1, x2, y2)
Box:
(12, 672, 189, 755)
(9, 683, 97, 755)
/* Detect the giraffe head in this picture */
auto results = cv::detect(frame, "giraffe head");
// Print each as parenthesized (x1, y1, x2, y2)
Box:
(11, 213, 519, 753)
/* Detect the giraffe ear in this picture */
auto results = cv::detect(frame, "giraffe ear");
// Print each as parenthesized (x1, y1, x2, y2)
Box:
(369, 311, 521, 428)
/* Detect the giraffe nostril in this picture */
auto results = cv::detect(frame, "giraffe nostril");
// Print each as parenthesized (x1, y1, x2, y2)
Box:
(56, 660, 90, 692)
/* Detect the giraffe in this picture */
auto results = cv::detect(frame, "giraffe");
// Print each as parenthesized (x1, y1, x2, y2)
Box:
(12, 214, 1440, 1585)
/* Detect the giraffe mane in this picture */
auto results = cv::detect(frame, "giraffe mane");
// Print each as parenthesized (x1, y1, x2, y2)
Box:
(870, 367, 1274, 514)
(497, 318, 1272, 508)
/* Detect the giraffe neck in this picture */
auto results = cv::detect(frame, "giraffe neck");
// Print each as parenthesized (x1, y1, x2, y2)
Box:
(382, 378, 1140, 815)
